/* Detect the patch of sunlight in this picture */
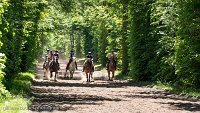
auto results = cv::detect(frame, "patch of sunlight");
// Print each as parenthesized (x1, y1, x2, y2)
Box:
(154, 82, 173, 90)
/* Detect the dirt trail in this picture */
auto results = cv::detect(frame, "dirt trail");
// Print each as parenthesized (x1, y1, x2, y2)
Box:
(29, 60, 200, 113)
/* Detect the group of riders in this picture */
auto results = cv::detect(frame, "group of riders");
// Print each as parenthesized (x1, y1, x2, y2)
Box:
(43, 49, 117, 73)
(44, 49, 60, 70)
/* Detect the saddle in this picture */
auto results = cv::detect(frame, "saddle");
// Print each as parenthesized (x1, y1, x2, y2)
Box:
(83, 58, 94, 72)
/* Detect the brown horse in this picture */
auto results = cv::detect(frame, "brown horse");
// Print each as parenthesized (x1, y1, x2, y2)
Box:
(49, 56, 59, 81)
(107, 57, 116, 81)
(43, 57, 50, 80)
(83, 58, 93, 82)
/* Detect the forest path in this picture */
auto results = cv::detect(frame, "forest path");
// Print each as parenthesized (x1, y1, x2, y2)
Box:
(28, 59, 200, 113)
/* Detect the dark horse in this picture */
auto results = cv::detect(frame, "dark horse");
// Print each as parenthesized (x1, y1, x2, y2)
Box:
(49, 56, 59, 81)
(83, 58, 93, 82)
(107, 56, 116, 81)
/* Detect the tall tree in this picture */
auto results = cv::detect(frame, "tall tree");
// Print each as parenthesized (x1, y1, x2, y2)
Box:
(1, 0, 24, 80)
(176, 0, 200, 87)
(21, 0, 47, 71)
(129, 0, 155, 81)
(150, 0, 177, 82)
(83, 27, 94, 54)
(121, 1, 129, 74)
(98, 22, 108, 66)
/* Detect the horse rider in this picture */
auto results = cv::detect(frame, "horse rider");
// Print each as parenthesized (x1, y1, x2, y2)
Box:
(106, 50, 117, 70)
(69, 49, 74, 58)
(66, 50, 77, 71)
(50, 50, 60, 70)
(83, 52, 94, 72)
(54, 50, 60, 59)
(45, 49, 50, 60)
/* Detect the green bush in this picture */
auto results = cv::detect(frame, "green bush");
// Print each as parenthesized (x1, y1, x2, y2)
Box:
(5, 72, 34, 95)
(0, 72, 34, 113)
(0, 83, 11, 101)
(0, 96, 31, 113)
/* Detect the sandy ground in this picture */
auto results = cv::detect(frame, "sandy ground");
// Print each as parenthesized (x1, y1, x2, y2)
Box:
(28, 60, 200, 113)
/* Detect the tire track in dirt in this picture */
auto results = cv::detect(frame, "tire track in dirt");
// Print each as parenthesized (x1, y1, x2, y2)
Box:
(29, 60, 200, 113)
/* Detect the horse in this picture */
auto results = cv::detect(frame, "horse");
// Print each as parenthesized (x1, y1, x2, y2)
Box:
(83, 58, 93, 82)
(107, 57, 116, 81)
(65, 57, 77, 79)
(43, 57, 50, 80)
(49, 56, 59, 81)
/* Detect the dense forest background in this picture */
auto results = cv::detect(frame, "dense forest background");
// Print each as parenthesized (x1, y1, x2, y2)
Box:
(0, 0, 200, 106)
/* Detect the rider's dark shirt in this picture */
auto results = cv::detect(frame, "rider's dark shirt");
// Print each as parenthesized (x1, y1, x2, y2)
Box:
(54, 53, 59, 59)
(70, 52, 74, 58)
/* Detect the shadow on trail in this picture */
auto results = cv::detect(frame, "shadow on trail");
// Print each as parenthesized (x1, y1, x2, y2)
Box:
(29, 88, 121, 112)
(124, 90, 200, 112)
(32, 79, 151, 88)
(160, 102, 200, 112)
(59, 76, 82, 80)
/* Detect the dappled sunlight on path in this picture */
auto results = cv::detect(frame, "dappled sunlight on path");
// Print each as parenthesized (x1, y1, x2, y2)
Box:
(29, 60, 200, 113)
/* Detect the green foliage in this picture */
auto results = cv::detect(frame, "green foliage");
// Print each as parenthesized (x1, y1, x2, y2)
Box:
(150, 0, 177, 82)
(121, 3, 129, 74)
(0, 96, 30, 113)
(149, 0, 200, 89)
(37, 0, 75, 57)
(175, 0, 200, 88)
(75, 31, 83, 58)
(0, 54, 10, 99)
(21, 0, 47, 71)
(0, 0, 11, 101)
(155, 81, 200, 97)
(129, 0, 155, 81)
(1, 0, 24, 79)
(43, 0, 123, 65)
(97, 22, 108, 65)
(1, 0, 200, 97)
(83, 27, 94, 54)
(1, 0, 47, 81)
(57, 0, 74, 13)
(5, 72, 34, 95)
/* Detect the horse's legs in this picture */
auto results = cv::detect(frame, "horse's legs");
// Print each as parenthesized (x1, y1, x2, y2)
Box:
(91, 72, 93, 80)
(64, 68, 67, 78)
(43, 69, 46, 79)
(47, 69, 49, 79)
(50, 71, 53, 78)
(91, 72, 94, 82)
(108, 70, 111, 81)
(54, 72, 57, 81)
(43, 69, 48, 80)
(43, 71, 45, 78)
(71, 70, 74, 78)
(70, 70, 73, 79)
(111, 71, 115, 81)
(89, 73, 91, 82)
(90, 72, 93, 82)
(86, 73, 89, 82)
